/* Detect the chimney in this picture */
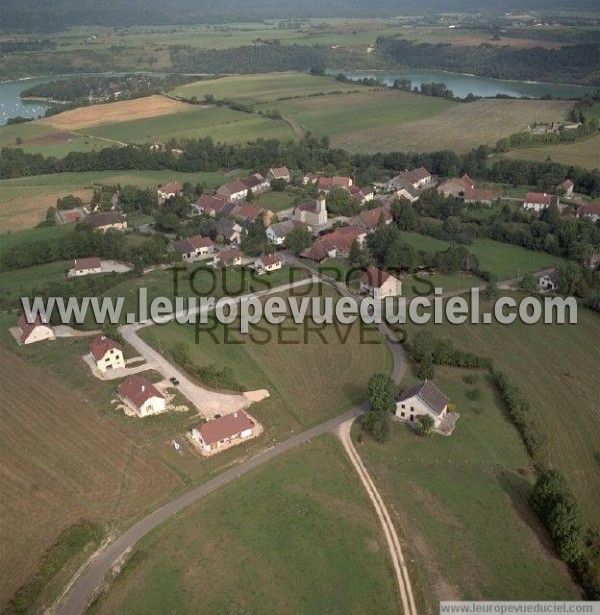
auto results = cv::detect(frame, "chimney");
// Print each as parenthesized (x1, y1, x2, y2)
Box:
(233, 412, 237, 418)
(141, 385, 145, 392)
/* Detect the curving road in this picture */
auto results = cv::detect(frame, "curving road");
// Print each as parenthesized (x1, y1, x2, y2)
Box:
(54, 275, 407, 615)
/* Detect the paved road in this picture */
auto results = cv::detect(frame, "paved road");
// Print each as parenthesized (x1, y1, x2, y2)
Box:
(54, 406, 366, 615)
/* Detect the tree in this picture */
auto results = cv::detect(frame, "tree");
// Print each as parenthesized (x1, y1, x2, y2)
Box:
(520, 272, 536, 292)
(367, 372, 396, 415)
(418, 354, 434, 380)
(284, 225, 313, 254)
(361, 410, 390, 443)
(245, 188, 254, 202)
(416, 415, 435, 436)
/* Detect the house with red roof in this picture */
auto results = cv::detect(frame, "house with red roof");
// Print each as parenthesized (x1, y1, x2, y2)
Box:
(463, 187, 498, 206)
(360, 267, 402, 300)
(191, 410, 256, 454)
(523, 192, 560, 212)
(214, 248, 243, 267)
(71, 257, 102, 277)
(355, 205, 393, 231)
(255, 253, 283, 272)
(193, 194, 230, 216)
(577, 203, 600, 223)
(90, 335, 125, 373)
(437, 175, 475, 198)
(117, 375, 166, 417)
(16, 314, 55, 345)
(300, 225, 366, 262)
(172, 235, 214, 262)
(317, 176, 353, 193)
(157, 181, 183, 201)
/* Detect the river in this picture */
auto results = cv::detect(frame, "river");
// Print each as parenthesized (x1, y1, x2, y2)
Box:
(336, 69, 598, 100)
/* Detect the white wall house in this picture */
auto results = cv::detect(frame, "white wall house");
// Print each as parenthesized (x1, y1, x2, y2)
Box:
(117, 375, 166, 417)
(395, 380, 458, 435)
(17, 315, 55, 345)
(71, 257, 102, 277)
(255, 254, 283, 272)
(191, 411, 255, 454)
(523, 192, 559, 212)
(90, 335, 125, 373)
(360, 267, 402, 300)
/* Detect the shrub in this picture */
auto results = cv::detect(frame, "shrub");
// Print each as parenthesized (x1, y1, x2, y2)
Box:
(465, 387, 482, 401)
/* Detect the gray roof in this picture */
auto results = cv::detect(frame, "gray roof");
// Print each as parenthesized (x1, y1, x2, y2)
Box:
(268, 220, 296, 238)
(216, 218, 240, 239)
(397, 380, 449, 416)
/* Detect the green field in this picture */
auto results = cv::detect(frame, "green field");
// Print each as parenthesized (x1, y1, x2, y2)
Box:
(357, 365, 579, 607)
(399, 233, 564, 280)
(0, 224, 74, 251)
(501, 134, 600, 170)
(402, 297, 600, 533)
(140, 284, 392, 428)
(171, 72, 361, 102)
(254, 189, 296, 212)
(88, 436, 400, 615)
(0, 259, 71, 293)
(82, 105, 294, 145)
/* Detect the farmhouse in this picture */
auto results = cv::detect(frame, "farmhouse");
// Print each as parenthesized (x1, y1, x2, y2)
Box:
(89, 335, 125, 373)
(385, 167, 432, 192)
(523, 192, 560, 212)
(557, 179, 574, 197)
(16, 314, 55, 345)
(395, 380, 457, 435)
(300, 225, 366, 262)
(87, 211, 127, 232)
(317, 176, 353, 193)
(241, 173, 270, 196)
(216, 218, 244, 244)
(71, 257, 102, 276)
(302, 172, 318, 185)
(576, 203, 600, 223)
(157, 181, 183, 200)
(267, 220, 307, 245)
(463, 187, 498, 205)
(193, 194, 231, 216)
(191, 410, 256, 454)
(295, 196, 327, 226)
(360, 267, 402, 300)
(231, 203, 273, 226)
(268, 166, 291, 182)
(216, 179, 250, 202)
(437, 174, 474, 198)
(214, 248, 242, 267)
(255, 253, 283, 272)
(355, 205, 393, 231)
(172, 235, 214, 262)
(117, 375, 166, 417)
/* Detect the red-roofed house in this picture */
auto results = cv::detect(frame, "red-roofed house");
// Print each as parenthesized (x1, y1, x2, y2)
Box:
(214, 248, 243, 267)
(317, 176, 353, 193)
(523, 192, 560, 212)
(360, 267, 402, 300)
(437, 175, 474, 198)
(194, 194, 230, 216)
(16, 314, 55, 345)
(90, 335, 125, 372)
(355, 205, 393, 231)
(216, 179, 249, 202)
(463, 187, 498, 205)
(255, 253, 283, 272)
(300, 226, 366, 262)
(172, 235, 214, 262)
(231, 203, 273, 226)
(72, 257, 102, 276)
(577, 203, 600, 223)
(117, 375, 166, 417)
(157, 181, 183, 200)
(191, 410, 256, 454)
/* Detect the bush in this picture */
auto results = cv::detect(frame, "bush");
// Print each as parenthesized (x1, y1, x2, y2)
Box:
(463, 373, 479, 384)
(465, 387, 482, 401)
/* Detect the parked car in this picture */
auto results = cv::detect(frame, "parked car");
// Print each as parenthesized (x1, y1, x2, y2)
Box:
(169, 377, 180, 385)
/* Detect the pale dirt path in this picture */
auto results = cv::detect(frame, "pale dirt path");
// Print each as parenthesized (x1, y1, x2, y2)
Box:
(338, 418, 417, 615)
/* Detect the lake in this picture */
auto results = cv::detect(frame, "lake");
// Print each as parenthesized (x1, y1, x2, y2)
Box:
(0, 77, 55, 125)
(336, 70, 598, 100)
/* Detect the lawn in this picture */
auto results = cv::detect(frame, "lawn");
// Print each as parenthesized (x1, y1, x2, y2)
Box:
(399, 232, 564, 280)
(501, 134, 600, 171)
(254, 189, 296, 212)
(0, 224, 74, 252)
(402, 297, 600, 534)
(82, 105, 294, 145)
(170, 72, 361, 103)
(87, 436, 401, 615)
(0, 259, 71, 293)
(331, 98, 572, 153)
(140, 284, 392, 428)
(356, 365, 579, 609)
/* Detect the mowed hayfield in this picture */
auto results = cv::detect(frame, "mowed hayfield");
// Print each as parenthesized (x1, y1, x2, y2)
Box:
(88, 436, 401, 615)
(83, 105, 294, 145)
(403, 298, 600, 533)
(170, 72, 361, 103)
(501, 134, 600, 170)
(141, 284, 392, 427)
(39, 95, 196, 131)
(329, 98, 573, 153)
(0, 347, 182, 610)
(0, 169, 227, 233)
(357, 365, 579, 608)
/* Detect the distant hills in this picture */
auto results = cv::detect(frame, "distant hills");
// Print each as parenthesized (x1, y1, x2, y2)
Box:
(1, 0, 599, 32)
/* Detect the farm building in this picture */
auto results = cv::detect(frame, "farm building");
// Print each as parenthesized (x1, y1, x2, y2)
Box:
(172, 236, 214, 262)
(395, 380, 458, 435)
(157, 181, 183, 200)
(268, 166, 291, 182)
(577, 203, 600, 223)
(255, 253, 283, 272)
(355, 205, 393, 231)
(267, 220, 308, 245)
(87, 211, 127, 232)
(214, 248, 243, 267)
(191, 411, 256, 454)
(71, 257, 102, 276)
(90, 335, 125, 373)
(523, 192, 559, 212)
(317, 176, 353, 193)
(300, 226, 366, 262)
(216, 219, 244, 245)
(360, 267, 402, 300)
(117, 375, 166, 417)
(16, 314, 55, 345)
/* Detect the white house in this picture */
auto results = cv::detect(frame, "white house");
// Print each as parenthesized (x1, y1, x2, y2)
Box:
(157, 181, 183, 200)
(71, 257, 102, 276)
(89, 335, 125, 373)
(395, 380, 457, 434)
(117, 375, 166, 417)
(266, 220, 306, 245)
(360, 267, 402, 300)
(216, 218, 244, 244)
(577, 203, 600, 223)
(523, 192, 559, 212)
(191, 411, 256, 454)
(17, 314, 55, 345)
(255, 253, 283, 272)
(214, 248, 243, 267)
(172, 235, 214, 262)
(267, 166, 291, 182)
(87, 212, 127, 232)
